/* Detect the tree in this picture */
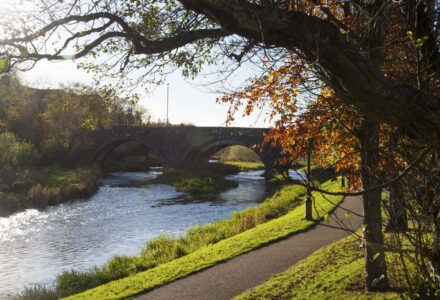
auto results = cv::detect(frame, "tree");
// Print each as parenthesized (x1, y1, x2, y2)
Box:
(0, 1, 439, 135)
(0, 132, 40, 183)
(1, 0, 440, 293)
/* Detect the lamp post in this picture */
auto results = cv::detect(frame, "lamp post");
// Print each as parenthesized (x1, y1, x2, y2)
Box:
(305, 139, 313, 220)
(166, 83, 170, 125)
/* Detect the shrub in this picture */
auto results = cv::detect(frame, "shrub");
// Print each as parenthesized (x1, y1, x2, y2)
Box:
(27, 184, 50, 209)
(0, 192, 22, 216)
(55, 269, 102, 298)
(9, 285, 58, 300)
(0, 132, 40, 174)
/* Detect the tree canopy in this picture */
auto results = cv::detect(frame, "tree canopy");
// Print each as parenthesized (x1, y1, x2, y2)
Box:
(2, 0, 440, 296)
(0, 0, 439, 137)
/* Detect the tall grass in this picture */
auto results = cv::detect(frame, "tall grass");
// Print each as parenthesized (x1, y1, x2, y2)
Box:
(12, 184, 305, 299)
(223, 161, 265, 171)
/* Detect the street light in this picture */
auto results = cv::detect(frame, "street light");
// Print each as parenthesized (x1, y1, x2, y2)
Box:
(305, 138, 313, 220)
(166, 83, 170, 125)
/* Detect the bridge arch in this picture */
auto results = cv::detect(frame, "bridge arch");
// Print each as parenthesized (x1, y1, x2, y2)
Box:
(183, 138, 266, 166)
(91, 139, 164, 166)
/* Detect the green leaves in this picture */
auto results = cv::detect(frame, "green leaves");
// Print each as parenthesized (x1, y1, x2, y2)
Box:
(407, 31, 429, 48)
(0, 56, 9, 73)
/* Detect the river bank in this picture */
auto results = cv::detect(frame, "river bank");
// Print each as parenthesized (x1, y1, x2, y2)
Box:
(1, 169, 271, 298)
(61, 177, 344, 300)
(0, 167, 102, 217)
(0, 159, 270, 218)
(11, 171, 307, 299)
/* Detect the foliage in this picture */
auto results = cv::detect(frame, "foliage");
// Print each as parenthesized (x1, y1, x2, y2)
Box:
(0, 132, 40, 189)
(224, 161, 265, 171)
(0, 74, 148, 163)
(8, 285, 58, 300)
(0, 167, 101, 216)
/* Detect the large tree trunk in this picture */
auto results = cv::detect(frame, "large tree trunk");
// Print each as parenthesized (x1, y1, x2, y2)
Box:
(432, 212, 440, 274)
(385, 182, 408, 232)
(431, 210, 440, 287)
(359, 118, 389, 291)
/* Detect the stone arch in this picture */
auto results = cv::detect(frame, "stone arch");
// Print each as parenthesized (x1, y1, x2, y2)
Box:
(91, 139, 164, 165)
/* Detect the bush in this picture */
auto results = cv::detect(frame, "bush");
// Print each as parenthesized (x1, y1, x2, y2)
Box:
(0, 132, 40, 174)
(55, 270, 102, 298)
(27, 184, 50, 209)
(9, 285, 58, 300)
(0, 192, 22, 216)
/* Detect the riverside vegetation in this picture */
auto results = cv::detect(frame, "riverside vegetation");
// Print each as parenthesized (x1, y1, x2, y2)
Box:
(12, 176, 345, 300)
(0, 74, 147, 217)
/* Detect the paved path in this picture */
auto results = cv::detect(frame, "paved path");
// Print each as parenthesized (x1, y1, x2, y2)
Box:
(136, 196, 364, 300)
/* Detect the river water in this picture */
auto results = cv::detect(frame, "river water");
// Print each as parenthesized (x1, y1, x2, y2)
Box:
(0, 169, 275, 297)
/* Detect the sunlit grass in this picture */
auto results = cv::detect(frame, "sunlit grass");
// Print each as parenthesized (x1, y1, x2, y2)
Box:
(235, 232, 409, 300)
(223, 161, 265, 171)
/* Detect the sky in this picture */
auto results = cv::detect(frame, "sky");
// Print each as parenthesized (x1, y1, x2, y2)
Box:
(19, 59, 270, 128)
(0, 0, 270, 128)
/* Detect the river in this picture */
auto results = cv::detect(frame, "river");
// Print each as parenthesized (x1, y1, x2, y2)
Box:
(0, 168, 281, 297)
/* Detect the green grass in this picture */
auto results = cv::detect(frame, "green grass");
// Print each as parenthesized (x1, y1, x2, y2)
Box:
(12, 179, 308, 299)
(54, 184, 305, 298)
(36, 167, 102, 205)
(223, 161, 265, 171)
(0, 167, 101, 216)
(63, 178, 345, 300)
(235, 234, 405, 300)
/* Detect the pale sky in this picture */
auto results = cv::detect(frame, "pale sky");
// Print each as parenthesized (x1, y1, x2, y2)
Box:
(20, 60, 271, 128)
(0, 0, 269, 127)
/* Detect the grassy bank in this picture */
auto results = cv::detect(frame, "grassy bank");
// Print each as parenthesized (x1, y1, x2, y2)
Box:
(15, 183, 306, 299)
(223, 161, 265, 171)
(0, 167, 101, 217)
(151, 162, 241, 195)
(235, 233, 405, 300)
(56, 178, 344, 300)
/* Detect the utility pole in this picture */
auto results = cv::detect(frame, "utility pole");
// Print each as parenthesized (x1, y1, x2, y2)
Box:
(305, 139, 313, 220)
(166, 83, 170, 125)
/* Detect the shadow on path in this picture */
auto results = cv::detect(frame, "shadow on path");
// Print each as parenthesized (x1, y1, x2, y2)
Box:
(136, 196, 364, 300)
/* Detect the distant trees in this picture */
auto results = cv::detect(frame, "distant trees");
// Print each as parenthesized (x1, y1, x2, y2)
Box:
(0, 132, 39, 178)
(0, 74, 149, 163)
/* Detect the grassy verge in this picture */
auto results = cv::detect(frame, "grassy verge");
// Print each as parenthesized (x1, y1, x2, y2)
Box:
(223, 161, 265, 171)
(235, 233, 406, 300)
(60, 178, 344, 300)
(151, 162, 240, 195)
(0, 167, 101, 217)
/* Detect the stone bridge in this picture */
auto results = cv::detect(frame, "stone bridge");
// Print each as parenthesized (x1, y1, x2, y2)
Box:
(69, 126, 291, 176)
